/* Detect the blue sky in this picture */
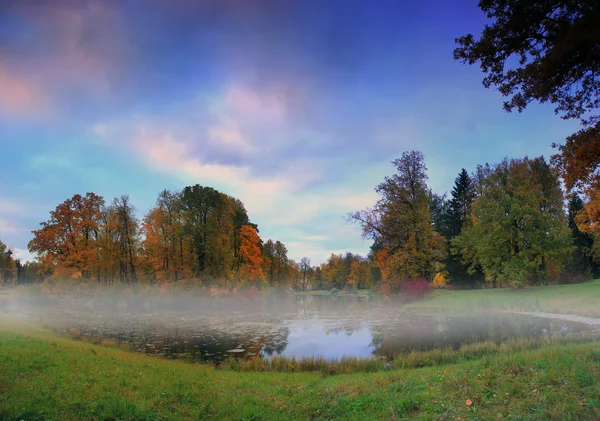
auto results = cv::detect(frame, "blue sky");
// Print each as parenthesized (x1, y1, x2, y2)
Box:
(0, 0, 580, 264)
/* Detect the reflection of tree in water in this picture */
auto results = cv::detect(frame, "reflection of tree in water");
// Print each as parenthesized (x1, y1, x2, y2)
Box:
(294, 294, 371, 320)
(369, 314, 579, 358)
(59, 315, 291, 364)
(324, 320, 365, 336)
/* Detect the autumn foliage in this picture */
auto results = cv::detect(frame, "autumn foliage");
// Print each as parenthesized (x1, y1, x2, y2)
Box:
(26, 186, 295, 290)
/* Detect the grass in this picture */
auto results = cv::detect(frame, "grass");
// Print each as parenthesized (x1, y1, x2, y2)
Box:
(405, 279, 600, 317)
(1, 324, 600, 420)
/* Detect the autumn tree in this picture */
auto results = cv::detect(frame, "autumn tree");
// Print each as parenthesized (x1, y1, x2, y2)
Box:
(350, 151, 446, 286)
(453, 157, 572, 287)
(455, 0, 600, 234)
(237, 225, 265, 286)
(567, 194, 599, 278)
(28, 193, 104, 280)
(320, 253, 345, 290)
(347, 257, 373, 289)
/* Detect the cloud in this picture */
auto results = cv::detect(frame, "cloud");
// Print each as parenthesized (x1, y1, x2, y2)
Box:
(0, 199, 28, 215)
(0, 219, 23, 235)
(133, 127, 290, 212)
(0, 64, 46, 114)
(12, 248, 35, 263)
(1, 0, 129, 116)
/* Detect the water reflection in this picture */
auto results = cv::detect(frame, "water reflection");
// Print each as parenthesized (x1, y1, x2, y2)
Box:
(50, 295, 590, 363)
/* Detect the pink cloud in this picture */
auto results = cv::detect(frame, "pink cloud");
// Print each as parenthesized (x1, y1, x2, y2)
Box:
(226, 85, 288, 123)
(3, 0, 127, 110)
(0, 65, 46, 114)
(134, 128, 289, 208)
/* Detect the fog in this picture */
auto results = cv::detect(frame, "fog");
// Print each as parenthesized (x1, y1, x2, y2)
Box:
(2, 288, 595, 365)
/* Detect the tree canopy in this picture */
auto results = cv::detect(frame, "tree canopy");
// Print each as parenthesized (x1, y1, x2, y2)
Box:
(350, 151, 446, 287)
(453, 156, 572, 287)
(455, 0, 600, 235)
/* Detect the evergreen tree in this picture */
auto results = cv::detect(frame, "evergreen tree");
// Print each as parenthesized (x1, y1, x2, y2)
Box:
(448, 169, 476, 237)
(446, 169, 480, 286)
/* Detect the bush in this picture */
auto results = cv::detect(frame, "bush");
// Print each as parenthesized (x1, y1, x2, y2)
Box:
(330, 288, 339, 296)
(432, 272, 447, 289)
(399, 277, 431, 298)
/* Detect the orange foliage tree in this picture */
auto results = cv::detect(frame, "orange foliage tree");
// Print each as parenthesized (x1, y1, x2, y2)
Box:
(28, 193, 104, 280)
(237, 225, 265, 286)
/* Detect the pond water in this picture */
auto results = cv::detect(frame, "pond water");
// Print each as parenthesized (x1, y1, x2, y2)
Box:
(47, 295, 591, 363)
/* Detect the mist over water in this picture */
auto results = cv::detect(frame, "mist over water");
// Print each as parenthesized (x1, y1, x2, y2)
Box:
(4, 291, 593, 364)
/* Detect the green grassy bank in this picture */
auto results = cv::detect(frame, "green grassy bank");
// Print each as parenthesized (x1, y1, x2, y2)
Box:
(404, 279, 600, 317)
(1, 323, 600, 420)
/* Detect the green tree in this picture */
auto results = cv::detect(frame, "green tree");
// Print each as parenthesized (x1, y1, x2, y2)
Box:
(453, 157, 572, 287)
(350, 151, 446, 283)
(0, 239, 15, 287)
(455, 0, 600, 236)
(448, 169, 477, 237)
(445, 169, 481, 286)
(428, 192, 451, 238)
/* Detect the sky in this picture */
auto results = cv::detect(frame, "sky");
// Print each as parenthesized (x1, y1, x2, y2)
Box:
(0, 0, 581, 264)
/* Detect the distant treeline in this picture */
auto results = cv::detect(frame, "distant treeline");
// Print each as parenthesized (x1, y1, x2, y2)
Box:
(1, 150, 598, 291)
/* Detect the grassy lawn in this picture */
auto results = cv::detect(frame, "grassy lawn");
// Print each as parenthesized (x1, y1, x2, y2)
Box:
(405, 279, 600, 317)
(1, 321, 600, 420)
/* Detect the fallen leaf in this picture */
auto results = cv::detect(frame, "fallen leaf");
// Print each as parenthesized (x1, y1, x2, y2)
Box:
(465, 399, 473, 407)
(532, 389, 537, 393)
(579, 402, 585, 406)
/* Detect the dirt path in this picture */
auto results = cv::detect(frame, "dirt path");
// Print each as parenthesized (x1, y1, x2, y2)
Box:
(512, 311, 600, 327)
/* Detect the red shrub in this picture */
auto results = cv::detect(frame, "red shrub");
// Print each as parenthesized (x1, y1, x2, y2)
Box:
(399, 277, 432, 298)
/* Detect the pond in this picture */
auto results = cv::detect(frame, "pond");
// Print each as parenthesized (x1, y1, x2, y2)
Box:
(45, 295, 591, 364)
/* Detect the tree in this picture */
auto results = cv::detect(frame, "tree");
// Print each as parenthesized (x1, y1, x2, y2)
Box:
(350, 151, 446, 285)
(429, 192, 451, 238)
(453, 157, 572, 287)
(274, 240, 288, 285)
(180, 185, 235, 279)
(445, 169, 481, 286)
(237, 225, 265, 286)
(448, 169, 477, 237)
(28, 193, 104, 280)
(567, 194, 599, 277)
(320, 253, 345, 290)
(455, 0, 600, 234)
(0, 239, 15, 287)
(110, 195, 139, 284)
(298, 257, 312, 291)
(455, 0, 599, 124)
